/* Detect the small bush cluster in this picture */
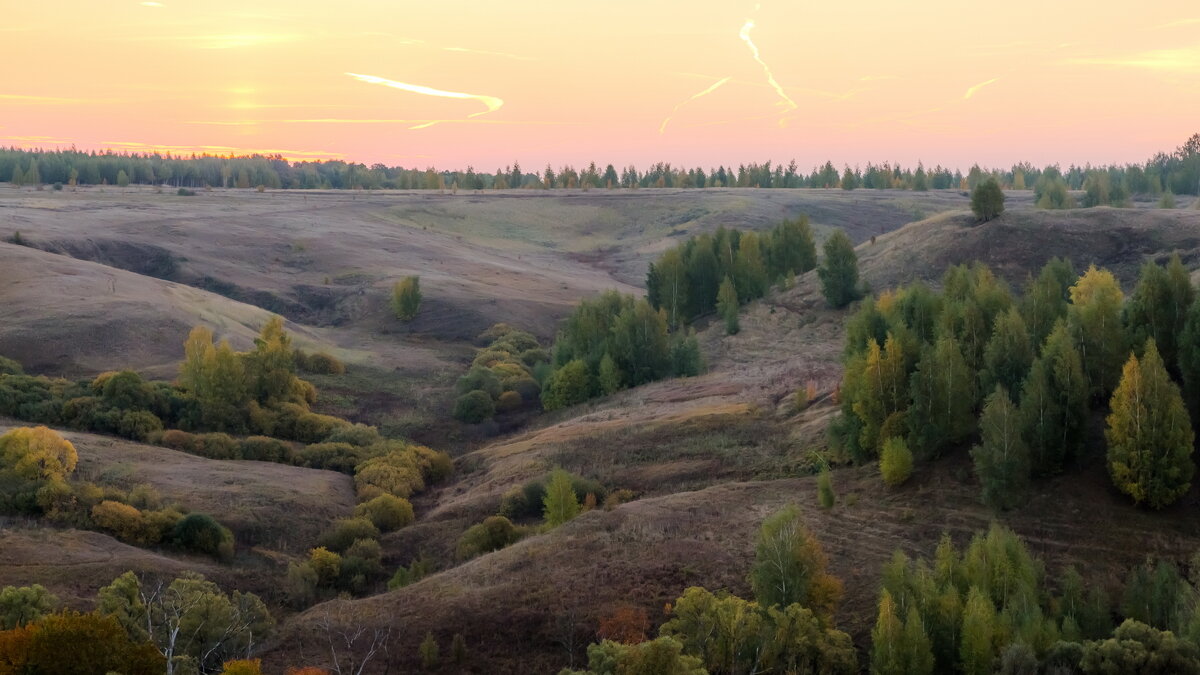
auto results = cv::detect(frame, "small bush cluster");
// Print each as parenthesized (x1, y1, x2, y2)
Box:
(453, 324, 549, 424)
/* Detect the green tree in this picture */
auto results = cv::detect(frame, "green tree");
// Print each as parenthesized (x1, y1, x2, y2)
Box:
(245, 316, 297, 405)
(1106, 340, 1195, 508)
(852, 335, 910, 453)
(818, 229, 861, 308)
(542, 359, 591, 410)
(981, 307, 1033, 401)
(597, 353, 623, 395)
(879, 436, 913, 486)
(117, 170, 130, 187)
(178, 326, 248, 432)
(748, 505, 841, 617)
(1068, 265, 1126, 398)
(1020, 257, 1075, 346)
(10, 165, 23, 186)
(610, 300, 671, 386)
(970, 177, 1005, 222)
(960, 587, 997, 675)
(654, 247, 689, 327)
(0, 584, 58, 629)
(1124, 254, 1194, 370)
(734, 231, 769, 302)
(769, 216, 817, 280)
(1019, 320, 1088, 475)
(1080, 620, 1200, 674)
(543, 468, 581, 527)
(717, 276, 740, 335)
(391, 276, 422, 321)
(907, 337, 975, 458)
(1181, 294, 1200, 417)
(419, 631, 439, 669)
(870, 590, 905, 675)
(971, 386, 1031, 510)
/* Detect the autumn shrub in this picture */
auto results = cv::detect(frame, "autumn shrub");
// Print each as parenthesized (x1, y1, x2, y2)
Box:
(324, 423, 383, 447)
(340, 538, 384, 592)
(354, 449, 425, 499)
(221, 659, 264, 675)
(238, 436, 292, 463)
(158, 428, 200, 453)
(275, 403, 349, 443)
(195, 432, 239, 460)
(319, 517, 380, 553)
(295, 442, 364, 473)
(880, 437, 914, 486)
(18, 611, 165, 675)
(0, 426, 78, 481)
(295, 350, 346, 375)
(91, 500, 148, 543)
(0, 356, 23, 376)
(354, 494, 414, 532)
(117, 410, 163, 441)
(453, 390, 495, 424)
(597, 605, 650, 644)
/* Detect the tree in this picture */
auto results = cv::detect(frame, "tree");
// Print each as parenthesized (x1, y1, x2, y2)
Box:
(654, 248, 688, 326)
(0, 585, 57, 629)
(419, 632, 439, 669)
(818, 229, 861, 308)
(880, 436, 913, 486)
(981, 307, 1034, 401)
(1020, 257, 1074, 346)
(749, 505, 841, 617)
(0, 426, 78, 481)
(960, 587, 997, 675)
(354, 494, 414, 532)
(171, 513, 234, 559)
(543, 468, 581, 527)
(1106, 340, 1195, 508)
(178, 327, 248, 432)
(117, 170, 130, 187)
(1124, 254, 1194, 370)
(1181, 294, 1200, 417)
(870, 590, 905, 675)
(1068, 265, 1126, 398)
(1080, 620, 1200, 674)
(971, 386, 1031, 510)
(246, 316, 297, 405)
(717, 276, 740, 335)
(1019, 321, 1089, 475)
(769, 216, 817, 280)
(450, 633, 467, 664)
(734, 232, 769, 302)
(610, 300, 671, 386)
(970, 177, 1005, 222)
(391, 276, 422, 321)
(96, 572, 272, 675)
(542, 359, 591, 410)
(907, 337, 975, 458)
(16, 611, 164, 675)
(852, 335, 910, 453)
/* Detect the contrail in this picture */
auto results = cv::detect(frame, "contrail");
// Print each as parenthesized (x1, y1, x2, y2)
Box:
(964, 77, 999, 99)
(345, 72, 503, 129)
(659, 76, 732, 134)
(739, 19, 798, 122)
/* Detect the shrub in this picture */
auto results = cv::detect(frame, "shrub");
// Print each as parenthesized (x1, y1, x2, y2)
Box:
(419, 632, 439, 669)
(354, 448, 425, 498)
(354, 494, 414, 532)
(238, 436, 292, 463)
(171, 513, 233, 559)
(91, 500, 148, 543)
(324, 424, 383, 447)
(196, 432, 239, 460)
(319, 517, 380, 553)
(412, 445, 454, 483)
(117, 410, 163, 441)
(391, 276, 422, 321)
(456, 516, 523, 560)
(817, 469, 836, 509)
(295, 442, 363, 473)
(340, 538, 384, 591)
(453, 390, 495, 424)
(177, 187, 196, 196)
(295, 350, 345, 375)
(495, 390, 523, 413)
(388, 556, 432, 589)
(0, 584, 58, 629)
(158, 429, 200, 453)
(308, 547, 342, 586)
(221, 659, 264, 675)
(456, 367, 503, 398)
(880, 437, 914, 486)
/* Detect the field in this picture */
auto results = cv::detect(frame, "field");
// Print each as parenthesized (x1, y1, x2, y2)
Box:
(3, 184, 1200, 672)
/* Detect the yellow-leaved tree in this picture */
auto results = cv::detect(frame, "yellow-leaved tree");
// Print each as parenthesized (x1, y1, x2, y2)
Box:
(1106, 339, 1195, 509)
(0, 426, 78, 481)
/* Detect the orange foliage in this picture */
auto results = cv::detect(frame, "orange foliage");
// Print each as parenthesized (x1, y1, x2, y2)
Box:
(222, 658, 264, 675)
(597, 605, 650, 644)
(0, 625, 33, 675)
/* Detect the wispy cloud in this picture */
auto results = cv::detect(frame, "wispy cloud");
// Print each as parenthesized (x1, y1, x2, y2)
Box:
(964, 77, 999, 99)
(1065, 47, 1200, 71)
(739, 18, 798, 124)
(1155, 18, 1200, 29)
(345, 72, 504, 129)
(659, 76, 733, 134)
(100, 140, 346, 160)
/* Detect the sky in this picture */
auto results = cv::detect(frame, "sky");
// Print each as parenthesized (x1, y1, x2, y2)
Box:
(3, 0, 1199, 170)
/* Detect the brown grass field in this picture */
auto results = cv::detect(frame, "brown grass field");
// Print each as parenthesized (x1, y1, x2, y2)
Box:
(3, 184, 1200, 672)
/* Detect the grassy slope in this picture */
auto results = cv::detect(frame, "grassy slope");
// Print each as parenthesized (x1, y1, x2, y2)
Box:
(263, 203, 1200, 673)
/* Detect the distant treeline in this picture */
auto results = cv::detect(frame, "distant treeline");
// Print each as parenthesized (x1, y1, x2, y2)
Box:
(2, 134, 1198, 193)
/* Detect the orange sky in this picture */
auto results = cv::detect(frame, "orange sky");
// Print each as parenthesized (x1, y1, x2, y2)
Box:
(3, 1, 1198, 169)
